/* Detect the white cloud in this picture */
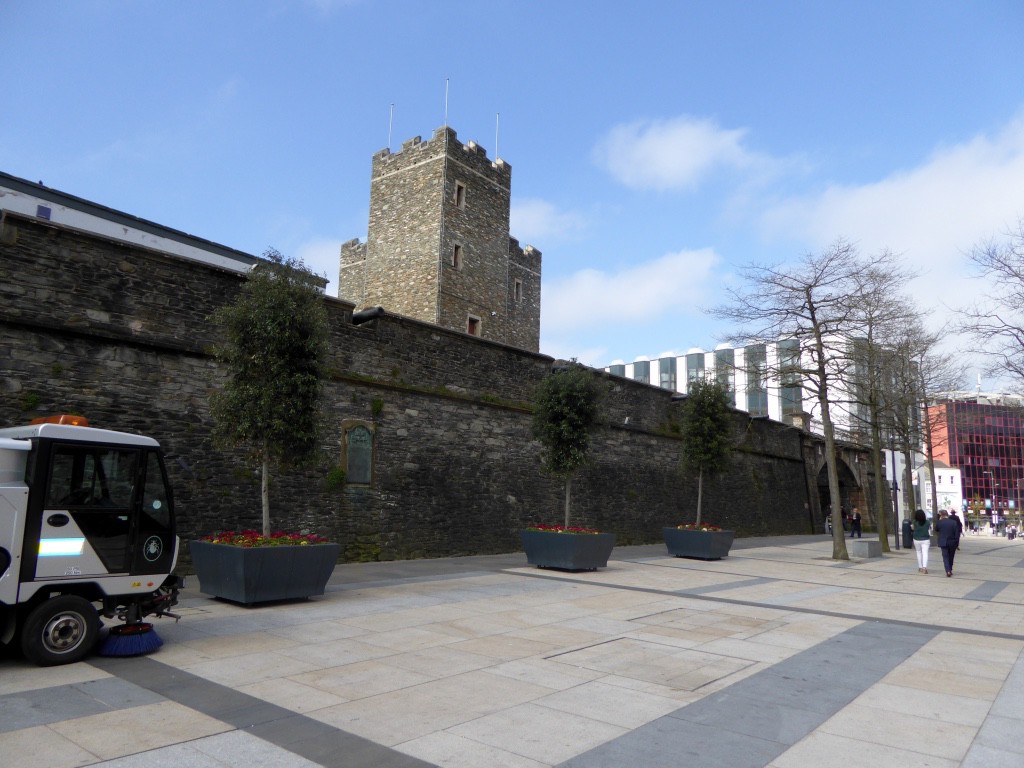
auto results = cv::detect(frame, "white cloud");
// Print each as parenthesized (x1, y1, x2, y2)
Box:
(755, 113, 1024, 385)
(759, 115, 1024, 269)
(593, 116, 764, 191)
(542, 247, 719, 334)
(510, 198, 589, 244)
(758, 115, 1024, 324)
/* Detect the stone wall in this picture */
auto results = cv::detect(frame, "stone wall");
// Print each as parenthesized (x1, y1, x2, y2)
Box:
(1, 213, 854, 565)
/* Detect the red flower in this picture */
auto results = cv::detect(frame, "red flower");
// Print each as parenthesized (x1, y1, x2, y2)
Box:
(675, 523, 722, 532)
(526, 524, 602, 535)
(200, 530, 331, 547)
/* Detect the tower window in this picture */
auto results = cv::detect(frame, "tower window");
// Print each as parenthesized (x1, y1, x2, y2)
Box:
(514, 278, 522, 302)
(452, 244, 463, 270)
(454, 182, 467, 209)
(467, 315, 481, 336)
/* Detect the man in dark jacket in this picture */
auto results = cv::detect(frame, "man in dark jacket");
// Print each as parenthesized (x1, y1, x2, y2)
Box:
(935, 510, 961, 577)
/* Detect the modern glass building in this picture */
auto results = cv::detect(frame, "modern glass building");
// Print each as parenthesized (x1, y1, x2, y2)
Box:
(928, 393, 1024, 513)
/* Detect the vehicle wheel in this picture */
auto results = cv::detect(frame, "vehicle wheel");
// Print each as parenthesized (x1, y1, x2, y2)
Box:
(20, 595, 100, 666)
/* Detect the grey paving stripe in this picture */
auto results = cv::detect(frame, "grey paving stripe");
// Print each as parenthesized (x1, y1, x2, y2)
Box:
(518, 570, 1024, 642)
(677, 576, 775, 595)
(558, 621, 938, 768)
(0, 677, 164, 732)
(964, 580, 1011, 601)
(89, 656, 433, 768)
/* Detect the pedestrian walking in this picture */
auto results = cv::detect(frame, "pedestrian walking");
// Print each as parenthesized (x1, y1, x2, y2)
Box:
(935, 510, 961, 577)
(912, 509, 931, 574)
(849, 507, 862, 538)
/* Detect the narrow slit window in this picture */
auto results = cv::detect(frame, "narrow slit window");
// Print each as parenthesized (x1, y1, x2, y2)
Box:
(454, 182, 466, 209)
(452, 244, 463, 269)
(514, 278, 522, 302)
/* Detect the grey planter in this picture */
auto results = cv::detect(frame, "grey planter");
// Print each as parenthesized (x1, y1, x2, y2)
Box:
(520, 530, 615, 571)
(663, 527, 735, 560)
(189, 541, 340, 605)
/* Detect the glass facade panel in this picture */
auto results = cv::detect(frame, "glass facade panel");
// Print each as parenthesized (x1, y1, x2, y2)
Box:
(634, 360, 650, 384)
(745, 344, 768, 417)
(686, 353, 704, 384)
(715, 348, 735, 396)
(778, 339, 802, 416)
(608, 364, 625, 377)
(659, 357, 677, 390)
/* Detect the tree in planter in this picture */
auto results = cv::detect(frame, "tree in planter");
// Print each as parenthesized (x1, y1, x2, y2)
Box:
(531, 362, 604, 528)
(209, 249, 328, 536)
(678, 379, 733, 528)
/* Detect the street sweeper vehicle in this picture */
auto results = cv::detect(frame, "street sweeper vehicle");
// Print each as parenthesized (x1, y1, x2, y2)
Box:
(0, 415, 181, 665)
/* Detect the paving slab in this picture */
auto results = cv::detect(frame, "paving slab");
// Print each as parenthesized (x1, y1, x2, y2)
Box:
(3, 534, 1024, 768)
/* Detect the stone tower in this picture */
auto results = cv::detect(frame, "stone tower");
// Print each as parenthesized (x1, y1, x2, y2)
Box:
(339, 126, 541, 352)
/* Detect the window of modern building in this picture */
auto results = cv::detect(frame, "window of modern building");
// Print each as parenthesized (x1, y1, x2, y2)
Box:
(686, 353, 704, 384)
(745, 343, 768, 417)
(608, 364, 625, 377)
(714, 347, 735, 395)
(659, 357, 677, 390)
(778, 339, 803, 416)
(634, 360, 650, 384)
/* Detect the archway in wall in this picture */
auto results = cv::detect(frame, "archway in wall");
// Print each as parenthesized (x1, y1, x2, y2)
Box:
(817, 458, 864, 531)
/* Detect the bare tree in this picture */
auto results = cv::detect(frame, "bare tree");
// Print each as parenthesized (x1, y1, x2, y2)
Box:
(845, 252, 917, 552)
(713, 240, 867, 560)
(961, 219, 1024, 387)
(907, 327, 966, 516)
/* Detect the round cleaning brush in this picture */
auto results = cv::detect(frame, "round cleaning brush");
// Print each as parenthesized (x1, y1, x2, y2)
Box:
(97, 622, 164, 657)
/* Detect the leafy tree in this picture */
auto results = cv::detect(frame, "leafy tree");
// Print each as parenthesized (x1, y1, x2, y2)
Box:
(532, 362, 604, 528)
(210, 249, 328, 536)
(678, 379, 733, 527)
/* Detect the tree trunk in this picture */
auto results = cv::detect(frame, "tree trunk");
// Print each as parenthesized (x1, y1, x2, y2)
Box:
(901, 443, 915, 519)
(695, 468, 704, 528)
(261, 442, 271, 537)
(870, 416, 890, 552)
(563, 475, 573, 529)
(820, 393, 849, 560)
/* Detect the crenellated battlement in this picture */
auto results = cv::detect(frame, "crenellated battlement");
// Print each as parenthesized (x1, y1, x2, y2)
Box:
(372, 126, 511, 184)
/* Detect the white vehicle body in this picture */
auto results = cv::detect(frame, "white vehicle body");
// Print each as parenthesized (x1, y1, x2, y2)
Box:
(0, 417, 180, 665)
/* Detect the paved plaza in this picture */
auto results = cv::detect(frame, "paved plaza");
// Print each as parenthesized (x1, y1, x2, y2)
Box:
(2, 533, 1023, 768)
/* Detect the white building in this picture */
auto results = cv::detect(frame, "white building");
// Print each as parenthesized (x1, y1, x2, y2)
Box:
(916, 460, 964, 516)
(605, 339, 866, 438)
(0, 171, 260, 275)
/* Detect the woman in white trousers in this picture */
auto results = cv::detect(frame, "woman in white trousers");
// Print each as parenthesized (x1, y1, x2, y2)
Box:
(912, 509, 931, 573)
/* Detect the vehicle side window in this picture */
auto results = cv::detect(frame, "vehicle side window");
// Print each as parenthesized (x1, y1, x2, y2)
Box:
(140, 451, 171, 528)
(46, 445, 138, 508)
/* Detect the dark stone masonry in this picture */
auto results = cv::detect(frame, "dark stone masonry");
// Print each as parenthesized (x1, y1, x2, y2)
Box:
(1, 212, 875, 566)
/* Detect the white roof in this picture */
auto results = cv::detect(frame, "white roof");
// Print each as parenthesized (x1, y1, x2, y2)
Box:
(0, 423, 159, 448)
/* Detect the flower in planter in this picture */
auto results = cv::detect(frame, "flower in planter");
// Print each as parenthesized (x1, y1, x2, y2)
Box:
(675, 523, 723, 532)
(200, 529, 331, 547)
(526, 524, 602, 535)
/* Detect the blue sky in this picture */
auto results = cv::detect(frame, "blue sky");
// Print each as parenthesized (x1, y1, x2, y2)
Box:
(4, 1, 1023, 382)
